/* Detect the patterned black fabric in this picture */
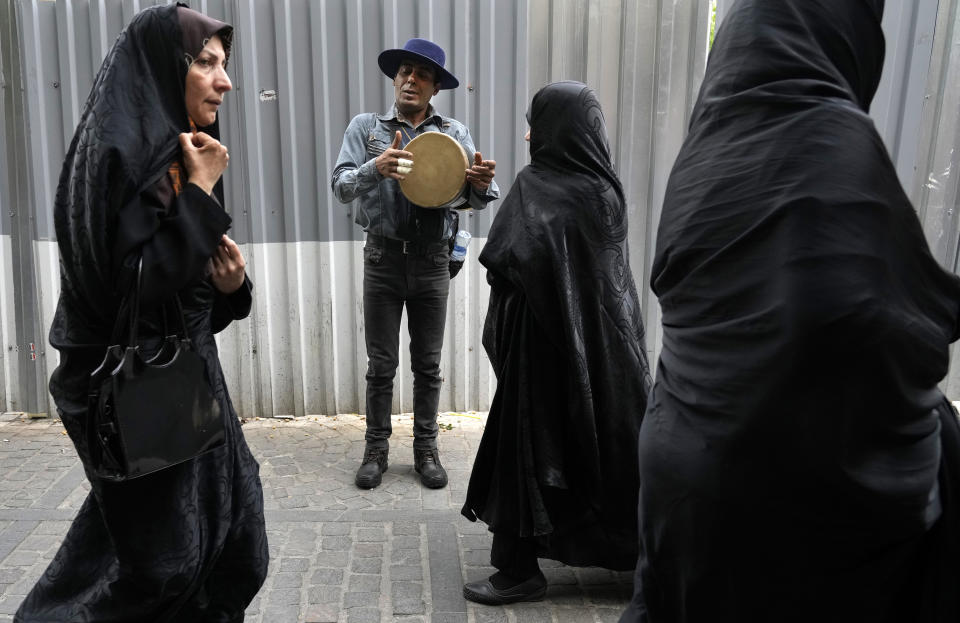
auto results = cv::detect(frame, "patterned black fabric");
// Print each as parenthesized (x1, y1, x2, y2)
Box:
(17, 5, 268, 621)
(461, 81, 651, 571)
(621, 1, 960, 621)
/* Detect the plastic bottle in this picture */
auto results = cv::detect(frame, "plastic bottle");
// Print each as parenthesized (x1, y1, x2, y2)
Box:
(451, 230, 472, 261)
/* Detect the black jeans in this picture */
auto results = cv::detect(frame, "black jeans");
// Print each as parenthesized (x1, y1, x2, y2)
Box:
(362, 242, 450, 451)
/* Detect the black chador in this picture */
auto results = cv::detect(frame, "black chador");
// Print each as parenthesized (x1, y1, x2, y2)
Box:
(16, 6, 268, 621)
(462, 81, 651, 582)
(621, 1, 960, 621)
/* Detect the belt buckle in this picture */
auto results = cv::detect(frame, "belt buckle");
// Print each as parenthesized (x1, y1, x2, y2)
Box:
(401, 240, 409, 255)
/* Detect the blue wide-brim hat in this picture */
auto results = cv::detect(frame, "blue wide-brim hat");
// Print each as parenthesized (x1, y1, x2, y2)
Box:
(378, 38, 459, 90)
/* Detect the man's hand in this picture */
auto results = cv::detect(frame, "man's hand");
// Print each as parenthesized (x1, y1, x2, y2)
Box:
(181, 132, 229, 195)
(375, 131, 415, 181)
(465, 152, 495, 192)
(210, 234, 246, 294)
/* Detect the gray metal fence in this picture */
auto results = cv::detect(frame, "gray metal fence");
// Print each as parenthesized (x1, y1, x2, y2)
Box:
(2, 0, 959, 416)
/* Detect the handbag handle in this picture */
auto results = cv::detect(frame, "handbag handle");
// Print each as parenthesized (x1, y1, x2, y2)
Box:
(116, 256, 191, 348)
(127, 257, 144, 346)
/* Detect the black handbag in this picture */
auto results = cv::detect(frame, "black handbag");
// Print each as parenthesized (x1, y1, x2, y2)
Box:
(87, 258, 225, 481)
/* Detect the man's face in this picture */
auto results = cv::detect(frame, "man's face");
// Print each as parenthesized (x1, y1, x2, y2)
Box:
(393, 60, 440, 117)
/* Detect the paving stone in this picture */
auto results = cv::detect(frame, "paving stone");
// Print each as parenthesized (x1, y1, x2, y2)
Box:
(320, 522, 351, 536)
(392, 535, 420, 549)
(392, 522, 420, 536)
(595, 607, 627, 623)
(350, 557, 381, 574)
(314, 551, 349, 567)
(472, 608, 509, 623)
(343, 591, 378, 608)
(271, 572, 303, 589)
(391, 548, 421, 565)
(347, 574, 381, 592)
(545, 584, 586, 606)
(462, 549, 491, 566)
(345, 608, 380, 623)
(320, 536, 350, 551)
(0, 571, 19, 585)
(302, 603, 338, 623)
(0, 414, 632, 622)
(310, 568, 344, 585)
(265, 587, 301, 607)
(544, 568, 578, 585)
(0, 595, 23, 616)
(392, 581, 425, 615)
(459, 535, 490, 549)
(512, 603, 553, 622)
(352, 543, 383, 557)
(307, 585, 340, 604)
(261, 605, 301, 623)
(279, 497, 309, 509)
(555, 606, 600, 622)
(278, 557, 310, 572)
(389, 563, 422, 581)
(356, 527, 385, 542)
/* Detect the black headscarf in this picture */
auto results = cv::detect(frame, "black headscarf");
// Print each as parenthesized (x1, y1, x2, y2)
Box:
(693, 0, 885, 116)
(466, 82, 650, 569)
(23, 9, 269, 621)
(625, 0, 960, 620)
(49, 4, 232, 408)
(481, 81, 634, 344)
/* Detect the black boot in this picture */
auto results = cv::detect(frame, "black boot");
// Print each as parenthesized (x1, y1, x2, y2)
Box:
(355, 446, 388, 489)
(413, 448, 448, 489)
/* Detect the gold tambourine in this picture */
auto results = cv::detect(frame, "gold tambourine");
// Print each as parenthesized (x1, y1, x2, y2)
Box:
(398, 132, 469, 208)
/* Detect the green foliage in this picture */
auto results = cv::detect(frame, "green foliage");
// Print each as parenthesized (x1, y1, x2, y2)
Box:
(709, 1, 718, 49)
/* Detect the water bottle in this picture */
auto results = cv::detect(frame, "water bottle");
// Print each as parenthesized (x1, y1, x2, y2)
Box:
(451, 230, 471, 261)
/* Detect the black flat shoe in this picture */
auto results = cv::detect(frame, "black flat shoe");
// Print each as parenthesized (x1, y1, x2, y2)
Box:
(462, 571, 547, 605)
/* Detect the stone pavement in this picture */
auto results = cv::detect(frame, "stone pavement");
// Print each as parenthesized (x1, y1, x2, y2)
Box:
(0, 412, 634, 622)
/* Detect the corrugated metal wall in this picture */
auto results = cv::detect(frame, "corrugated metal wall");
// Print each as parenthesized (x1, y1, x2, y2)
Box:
(3, 0, 959, 416)
(2, 0, 711, 417)
(918, 0, 960, 396)
(0, 0, 47, 416)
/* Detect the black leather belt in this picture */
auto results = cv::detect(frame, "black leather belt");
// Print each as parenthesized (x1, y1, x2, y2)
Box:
(366, 235, 448, 256)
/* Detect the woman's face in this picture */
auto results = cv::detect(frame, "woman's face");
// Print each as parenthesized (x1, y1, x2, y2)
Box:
(184, 35, 232, 127)
(525, 129, 530, 142)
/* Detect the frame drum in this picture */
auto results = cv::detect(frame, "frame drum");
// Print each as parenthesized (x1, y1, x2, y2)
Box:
(398, 132, 470, 208)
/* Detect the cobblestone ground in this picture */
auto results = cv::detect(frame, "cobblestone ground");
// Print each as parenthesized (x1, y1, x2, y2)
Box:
(0, 412, 633, 622)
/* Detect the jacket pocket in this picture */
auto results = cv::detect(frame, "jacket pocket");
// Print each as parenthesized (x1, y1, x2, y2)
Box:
(366, 133, 388, 159)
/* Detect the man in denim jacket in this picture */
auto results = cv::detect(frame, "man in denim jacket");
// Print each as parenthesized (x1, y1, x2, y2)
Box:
(331, 38, 498, 490)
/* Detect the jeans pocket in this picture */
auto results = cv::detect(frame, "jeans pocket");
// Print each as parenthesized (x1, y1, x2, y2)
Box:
(364, 246, 383, 266)
(430, 251, 449, 268)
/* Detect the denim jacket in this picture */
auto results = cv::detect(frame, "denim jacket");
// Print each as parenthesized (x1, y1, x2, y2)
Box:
(331, 105, 499, 242)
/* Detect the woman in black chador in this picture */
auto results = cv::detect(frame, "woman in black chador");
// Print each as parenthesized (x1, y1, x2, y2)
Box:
(621, 1, 960, 621)
(461, 81, 652, 605)
(16, 4, 268, 621)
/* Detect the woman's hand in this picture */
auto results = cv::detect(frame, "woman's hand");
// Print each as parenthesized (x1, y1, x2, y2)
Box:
(210, 234, 246, 294)
(180, 132, 229, 195)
